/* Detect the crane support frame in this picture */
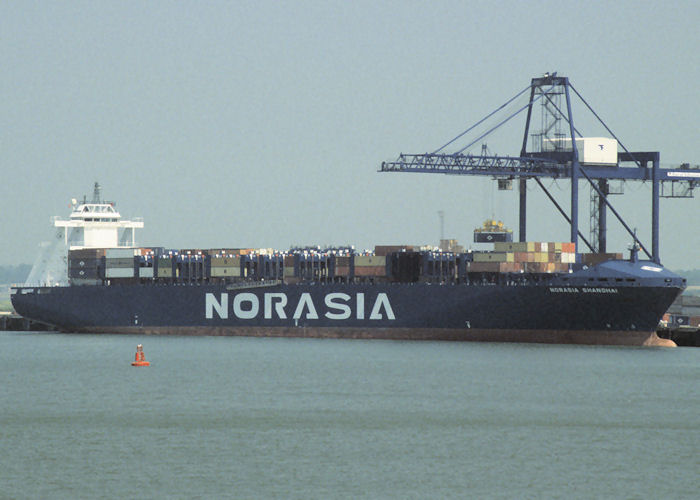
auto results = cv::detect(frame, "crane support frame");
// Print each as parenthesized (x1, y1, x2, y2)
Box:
(380, 74, 698, 265)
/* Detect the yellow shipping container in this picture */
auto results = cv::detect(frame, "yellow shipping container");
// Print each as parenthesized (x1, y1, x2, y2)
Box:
(211, 256, 240, 267)
(520, 242, 536, 252)
(211, 267, 241, 277)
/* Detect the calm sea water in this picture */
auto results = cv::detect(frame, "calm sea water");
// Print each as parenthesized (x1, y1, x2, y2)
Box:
(0, 332, 697, 499)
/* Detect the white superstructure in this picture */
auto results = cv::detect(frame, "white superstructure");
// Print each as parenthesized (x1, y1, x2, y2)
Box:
(25, 183, 144, 286)
(53, 183, 143, 249)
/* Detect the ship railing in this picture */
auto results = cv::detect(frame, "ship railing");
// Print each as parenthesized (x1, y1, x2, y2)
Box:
(225, 279, 283, 290)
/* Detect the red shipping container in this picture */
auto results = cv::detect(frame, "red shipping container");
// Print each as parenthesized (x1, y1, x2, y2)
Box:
(374, 245, 414, 256)
(334, 266, 350, 275)
(354, 266, 386, 277)
(468, 262, 501, 272)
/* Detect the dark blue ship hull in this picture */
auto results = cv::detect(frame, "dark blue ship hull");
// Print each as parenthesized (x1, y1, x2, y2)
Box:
(12, 260, 685, 346)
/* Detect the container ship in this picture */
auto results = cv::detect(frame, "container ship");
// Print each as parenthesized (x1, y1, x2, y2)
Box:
(11, 184, 685, 346)
(12, 75, 698, 346)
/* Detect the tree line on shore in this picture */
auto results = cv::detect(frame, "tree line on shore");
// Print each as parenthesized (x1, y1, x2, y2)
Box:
(0, 264, 32, 284)
(676, 269, 700, 286)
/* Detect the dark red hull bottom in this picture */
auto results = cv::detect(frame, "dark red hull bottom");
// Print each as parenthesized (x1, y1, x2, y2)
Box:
(72, 326, 676, 347)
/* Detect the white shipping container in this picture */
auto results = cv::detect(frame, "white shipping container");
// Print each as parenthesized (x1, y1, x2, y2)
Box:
(71, 278, 101, 286)
(106, 268, 135, 278)
(542, 137, 618, 165)
(139, 268, 154, 278)
(106, 247, 138, 259)
(105, 257, 134, 268)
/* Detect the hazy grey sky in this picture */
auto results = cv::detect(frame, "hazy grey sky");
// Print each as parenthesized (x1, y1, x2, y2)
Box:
(2, 1, 699, 269)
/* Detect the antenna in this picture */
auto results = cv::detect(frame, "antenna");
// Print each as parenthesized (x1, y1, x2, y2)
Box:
(438, 210, 445, 243)
(92, 182, 102, 203)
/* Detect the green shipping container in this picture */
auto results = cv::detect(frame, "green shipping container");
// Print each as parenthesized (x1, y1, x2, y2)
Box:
(494, 242, 536, 253)
(354, 255, 386, 267)
(473, 252, 509, 263)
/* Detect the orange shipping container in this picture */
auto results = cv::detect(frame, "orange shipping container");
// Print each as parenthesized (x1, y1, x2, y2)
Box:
(498, 262, 525, 273)
(562, 242, 576, 253)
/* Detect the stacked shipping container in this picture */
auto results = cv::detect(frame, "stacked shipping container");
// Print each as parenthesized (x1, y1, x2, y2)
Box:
(210, 255, 241, 278)
(68, 248, 105, 285)
(66, 241, 626, 286)
(354, 255, 387, 277)
(468, 241, 579, 273)
(105, 248, 137, 279)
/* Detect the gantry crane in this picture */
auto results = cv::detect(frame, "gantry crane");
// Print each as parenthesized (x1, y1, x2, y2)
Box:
(380, 73, 699, 264)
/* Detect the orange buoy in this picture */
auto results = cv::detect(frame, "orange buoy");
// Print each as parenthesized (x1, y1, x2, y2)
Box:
(131, 344, 150, 367)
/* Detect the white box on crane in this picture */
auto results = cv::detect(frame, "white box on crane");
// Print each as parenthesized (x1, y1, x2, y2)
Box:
(542, 137, 618, 165)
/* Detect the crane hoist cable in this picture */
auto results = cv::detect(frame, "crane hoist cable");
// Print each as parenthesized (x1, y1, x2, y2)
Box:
(432, 84, 531, 154)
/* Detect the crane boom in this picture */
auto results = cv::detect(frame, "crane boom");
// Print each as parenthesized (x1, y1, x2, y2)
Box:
(379, 74, 699, 264)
